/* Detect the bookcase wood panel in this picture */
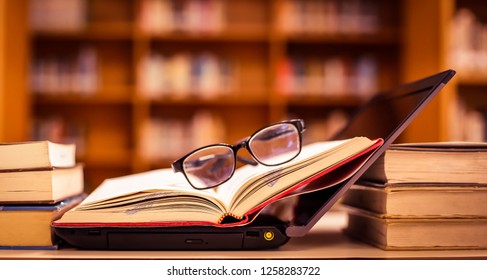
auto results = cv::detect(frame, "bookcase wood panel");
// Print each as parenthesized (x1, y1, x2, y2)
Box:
(96, 41, 134, 89)
(225, 0, 270, 33)
(89, 0, 134, 25)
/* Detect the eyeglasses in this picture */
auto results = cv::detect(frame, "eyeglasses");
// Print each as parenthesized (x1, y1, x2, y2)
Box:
(171, 119, 306, 190)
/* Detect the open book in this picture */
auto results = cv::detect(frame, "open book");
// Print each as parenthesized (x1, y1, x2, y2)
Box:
(53, 137, 382, 227)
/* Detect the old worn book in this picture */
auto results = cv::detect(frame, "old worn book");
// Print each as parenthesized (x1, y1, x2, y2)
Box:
(342, 182, 487, 218)
(0, 195, 84, 249)
(0, 165, 84, 203)
(361, 142, 487, 184)
(345, 208, 487, 250)
(0, 141, 75, 170)
(53, 137, 382, 227)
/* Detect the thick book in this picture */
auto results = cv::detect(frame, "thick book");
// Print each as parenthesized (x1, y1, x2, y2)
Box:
(344, 208, 487, 250)
(361, 142, 487, 184)
(0, 165, 84, 203)
(53, 137, 382, 227)
(0, 195, 84, 248)
(342, 182, 487, 218)
(0, 141, 75, 170)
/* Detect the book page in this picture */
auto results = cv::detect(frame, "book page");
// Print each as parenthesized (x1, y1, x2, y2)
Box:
(216, 139, 349, 206)
(80, 169, 222, 207)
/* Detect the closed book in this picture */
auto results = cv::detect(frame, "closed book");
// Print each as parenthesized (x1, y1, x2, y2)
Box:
(0, 165, 84, 203)
(344, 208, 487, 250)
(342, 182, 487, 218)
(0, 195, 84, 248)
(362, 142, 487, 184)
(0, 141, 75, 170)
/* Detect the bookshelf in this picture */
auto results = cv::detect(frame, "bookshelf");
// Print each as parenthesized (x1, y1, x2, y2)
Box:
(450, 0, 487, 142)
(9, 0, 405, 191)
(402, 0, 487, 143)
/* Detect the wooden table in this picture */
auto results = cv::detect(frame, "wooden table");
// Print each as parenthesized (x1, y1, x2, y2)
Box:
(1, 211, 486, 259)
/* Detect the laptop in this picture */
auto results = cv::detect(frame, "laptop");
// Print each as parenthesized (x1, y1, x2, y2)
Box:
(54, 69, 456, 250)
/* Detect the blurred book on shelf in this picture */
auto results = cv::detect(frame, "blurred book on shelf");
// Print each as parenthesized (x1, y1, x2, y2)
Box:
(138, 0, 225, 34)
(30, 47, 99, 95)
(29, 0, 87, 32)
(303, 110, 349, 144)
(448, 99, 486, 142)
(138, 111, 226, 163)
(278, 0, 379, 35)
(276, 55, 378, 98)
(137, 52, 236, 99)
(450, 8, 487, 77)
(449, 7, 487, 143)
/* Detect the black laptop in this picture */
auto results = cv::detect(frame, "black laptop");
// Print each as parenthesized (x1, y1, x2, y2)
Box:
(54, 70, 456, 250)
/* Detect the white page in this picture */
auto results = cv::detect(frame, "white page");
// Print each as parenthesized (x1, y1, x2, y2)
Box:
(81, 169, 219, 206)
(216, 139, 349, 206)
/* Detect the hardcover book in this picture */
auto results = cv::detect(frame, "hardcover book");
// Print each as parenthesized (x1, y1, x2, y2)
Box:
(53, 137, 382, 227)
(0, 165, 84, 203)
(0, 141, 75, 170)
(342, 182, 487, 218)
(361, 142, 487, 184)
(0, 195, 84, 248)
(345, 207, 487, 250)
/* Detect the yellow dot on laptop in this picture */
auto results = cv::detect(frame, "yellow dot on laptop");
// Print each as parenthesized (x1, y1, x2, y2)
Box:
(264, 231, 274, 241)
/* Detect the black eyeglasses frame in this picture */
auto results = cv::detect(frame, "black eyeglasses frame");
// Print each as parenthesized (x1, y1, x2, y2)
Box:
(171, 119, 306, 190)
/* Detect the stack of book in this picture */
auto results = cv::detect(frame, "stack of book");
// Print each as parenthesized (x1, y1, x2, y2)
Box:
(0, 141, 84, 249)
(342, 142, 487, 250)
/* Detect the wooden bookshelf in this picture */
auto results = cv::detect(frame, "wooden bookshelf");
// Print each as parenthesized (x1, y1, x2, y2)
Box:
(3, 0, 408, 191)
(402, 0, 487, 143)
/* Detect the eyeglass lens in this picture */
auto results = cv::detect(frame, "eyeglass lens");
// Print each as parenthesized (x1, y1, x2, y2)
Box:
(249, 123, 300, 165)
(183, 146, 235, 189)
